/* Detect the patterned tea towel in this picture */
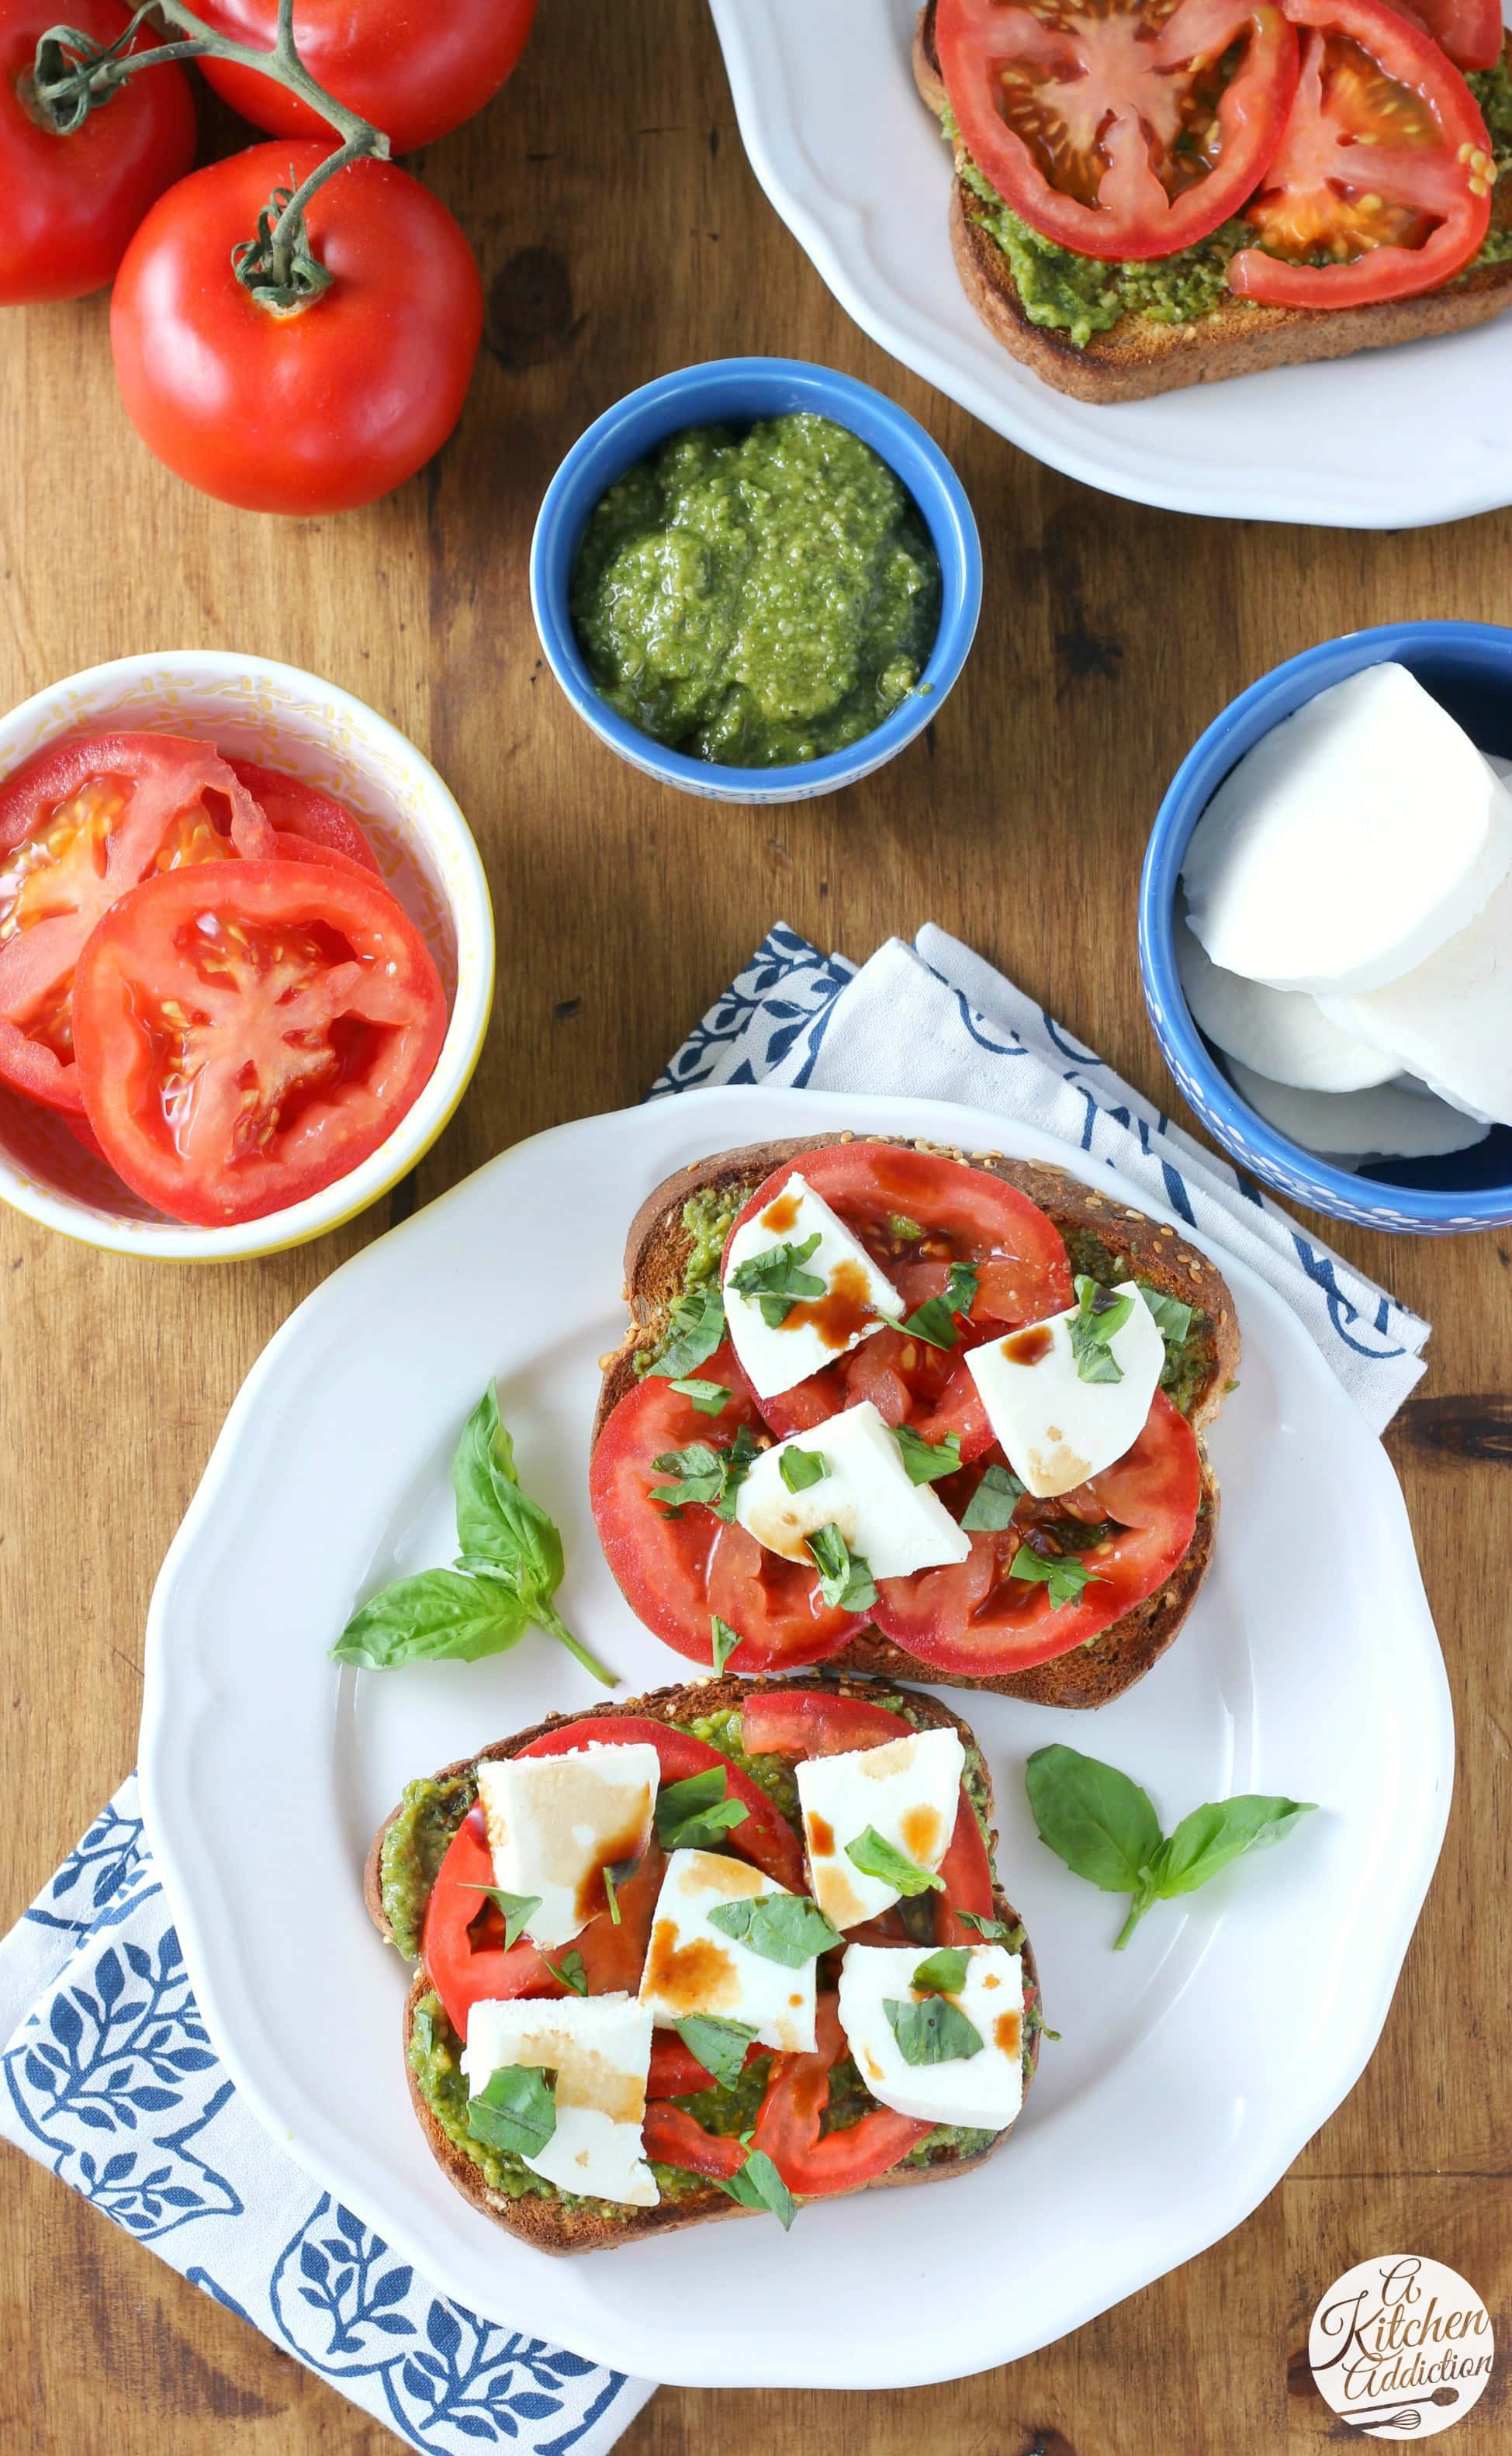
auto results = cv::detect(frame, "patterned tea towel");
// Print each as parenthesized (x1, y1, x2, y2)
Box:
(652, 922, 1430, 1432)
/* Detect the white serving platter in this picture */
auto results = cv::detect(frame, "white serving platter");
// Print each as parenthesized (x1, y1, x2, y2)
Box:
(708, 0, 1512, 528)
(140, 1084, 1451, 2387)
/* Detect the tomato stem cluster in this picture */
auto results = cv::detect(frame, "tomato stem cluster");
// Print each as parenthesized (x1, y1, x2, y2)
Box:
(29, 0, 389, 314)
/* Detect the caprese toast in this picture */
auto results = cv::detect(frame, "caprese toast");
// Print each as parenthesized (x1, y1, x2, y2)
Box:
(590, 1136, 1238, 1708)
(366, 1678, 1042, 2249)
(914, 0, 1512, 405)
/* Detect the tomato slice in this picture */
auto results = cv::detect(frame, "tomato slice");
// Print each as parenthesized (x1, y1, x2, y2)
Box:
(873, 1394, 1202, 1676)
(728, 1145, 1073, 1461)
(937, 0, 1299, 260)
(647, 2032, 766, 2097)
(1229, 0, 1494, 306)
(751, 1996, 932, 2197)
(588, 1348, 867, 1674)
(227, 758, 382, 874)
(0, 733, 275, 1114)
(1389, 0, 1503, 71)
(641, 2100, 751, 2179)
(71, 858, 446, 1226)
(517, 1715, 805, 1891)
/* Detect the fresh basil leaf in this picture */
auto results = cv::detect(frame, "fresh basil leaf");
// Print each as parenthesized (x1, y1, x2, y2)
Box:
(1067, 1275, 1133, 1385)
(900, 1261, 980, 1351)
(1151, 1795, 1317, 1900)
(452, 1386, 562, 1594)
(892, 1424, 962, 1486)
(728, 1232, 825, 1327)
(1135, 1282, 1195, 1349)
(670, 1377, 734, 1416)
(845, 1826, 944, 1897)
(467, 2063, 557, 2157)
(710, 1614, 741, 1675)
(331, 1569, 530, 1669)
(779, 1445, 826, 1493)
(911, 1946, 970, 1995)
(888, 1213, 925, 1241)
(960, 1462, 1025, 1532)
(707, 1894, 841, 1967)
(656, 1767, 751, 1853)
(538, 1949, 587, 1996)
(648, 1284, 727, 1379)
(460, 1885, 542, 1950)
(716, 2141, 797, 2229)
(601, 1866, 621, 1926)
(1025, 1745, 1162, 1896)
(956, 1910, 1025, 1950)
(650, 1424, 759, 1524)
(805, 1522, 877, 1613)
(411, 1999, 436, 2057)
(1009, 1542, 1094, 1608)
(884, 1994, 983, 2066)
(675, 2015, 758, 2091)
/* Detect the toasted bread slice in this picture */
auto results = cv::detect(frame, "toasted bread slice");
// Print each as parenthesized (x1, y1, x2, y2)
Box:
(367, 1676, 1040, 2254)
(594, 1133, 1233, 1708)
(913, 3, 1512, 403)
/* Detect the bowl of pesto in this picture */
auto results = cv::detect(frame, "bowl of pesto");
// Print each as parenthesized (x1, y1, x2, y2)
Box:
(530, 357, 981, 803)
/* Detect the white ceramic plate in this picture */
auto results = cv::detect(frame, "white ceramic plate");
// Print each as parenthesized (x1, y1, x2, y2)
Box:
(708, 0, 1512, 528)
(140, 1086, 1451, 2388)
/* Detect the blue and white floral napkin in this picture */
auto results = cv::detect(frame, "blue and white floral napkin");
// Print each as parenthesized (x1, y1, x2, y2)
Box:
(0, 919, 1429, 2454)
(653, 922, 1430, 1431)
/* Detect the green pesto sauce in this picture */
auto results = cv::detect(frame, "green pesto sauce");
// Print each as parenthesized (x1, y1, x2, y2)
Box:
(379, 1771, 477, 1963)
(1466, 64, 1512, 268)
(634, 1184, 753, 1378)
(569, 414, 941, 769)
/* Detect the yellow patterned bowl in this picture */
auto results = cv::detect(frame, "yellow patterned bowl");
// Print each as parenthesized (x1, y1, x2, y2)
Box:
(0, 651, 494, 1259)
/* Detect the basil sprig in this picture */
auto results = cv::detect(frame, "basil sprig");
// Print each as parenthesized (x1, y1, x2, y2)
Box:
(1026, 1743, 1317, 1949)
(716, 2138, 797, 2229)
(728, 1232, 825, 1327)
(331, 1387, 614, 1685)
(707, 1894, 841, 1967)
(892, 1424, 962, 1486)
(900, 1261, 980, 1351)
(846, 1827, 943, 1897)
(806, 1522, 877, 1613)
(1009, 1542, 1095, 1608)
(647, 1283, 727, 1378)
(656, 1767, 750, 1853)
(676, 2015, 757, 2091)
(1067, 1275, 1133, 1384)
(885, 1993, 983, 2067)
(461, 1886, 542, 1951)
(960, 1462, 1025, 1532)
(650, 1423, 759, 1522)
(670, 1376, 734, 1416)
(467, 2063, 557, 2158)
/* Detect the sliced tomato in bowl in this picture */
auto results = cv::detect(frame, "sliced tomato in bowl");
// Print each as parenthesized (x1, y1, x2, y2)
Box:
(1230, 0, 1495, 306)
(71, 857, 446, 1227)
(227, 759, 382, 875)
(727, 1142, 1073, 1458)
(0, 733, 275, 1114)
(936, 0, 1300, 260)
(1390, 0, 1504, 71)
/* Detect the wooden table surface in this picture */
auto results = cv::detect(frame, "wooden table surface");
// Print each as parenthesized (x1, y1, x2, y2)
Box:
(3, 4, 1510, 2448)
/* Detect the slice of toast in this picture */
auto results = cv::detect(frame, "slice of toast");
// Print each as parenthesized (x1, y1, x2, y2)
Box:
(367, 1676, 1040, 2254)
(594, 1133, 1238, 1708)
(914, 2, 1512, 404)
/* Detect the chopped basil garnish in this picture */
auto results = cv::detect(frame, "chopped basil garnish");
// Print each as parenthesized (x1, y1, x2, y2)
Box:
(1136, 1282, 1195, 1349)
(460, 1886, 542, 1951)
(1067, 1275, 1133, 1384)
(892, 1424, 962, 1486)
(650, 1423, 759, 1523)
(845, 1826, 943, 1897)
(960, 1461, 1026, 1531)
(1010, 1543, 1095, 1608)
(670, 1376, 734, 1416)
(709, 1614, 741, 1675)
(728, 1232, 825, 1327)
(601, 1866, 621, 1926)
(716, 2139, 797, 2229)
(675, 2015, 758, 2091)
(884, 1994, 983, 2067)
(706, 1894, 842, 1967)
(900, 1261, 980, 1352)
(538, 1949, 587, 1995)
(805, 1521, 877, 1613)
(656, 1766, 750, 1853)
(779, 1445, 826, 1493)
(911, 1946, 970, 1994)
(467, 2063, 557, 2157)
(957, 1909, 1022, 1947)
(648, 1283, 727, 1378)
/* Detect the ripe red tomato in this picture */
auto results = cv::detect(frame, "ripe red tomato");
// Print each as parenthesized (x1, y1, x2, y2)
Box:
(1395, 0, 1504, 71)
(0, 0, 195, 303)
(109, 142, 483, 514)
(192, 0, 537, 155)
(227, 759, 381, 874)
(72, 856, 446, 1225)
(936, 0, 1299, 261)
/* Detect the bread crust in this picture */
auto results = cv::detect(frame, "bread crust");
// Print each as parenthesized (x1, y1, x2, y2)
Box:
(370, 1677, 1040, 2254)
(593, 1131, 1234, 1707)
(914, 4, 1512, 403)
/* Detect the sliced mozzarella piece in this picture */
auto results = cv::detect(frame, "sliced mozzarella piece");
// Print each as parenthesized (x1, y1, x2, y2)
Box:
(475, 1742, 658, 1950)
(964, 1282, 1164, 1500)
(796, 1728, 964, 1930)
(1319, 860, 1512, 1128)
(733, 1399, 971, 1579)
(638, 1847, 817, 2053)
(1175, 910, 1396, 1092)
(1227, 1058, 1491, 1157)
(461, 1993, 658, 2207)
(1182, 664, 1512, 994)
(722, 1172, 902, 1400)
(837, 1944, 1025, 2131)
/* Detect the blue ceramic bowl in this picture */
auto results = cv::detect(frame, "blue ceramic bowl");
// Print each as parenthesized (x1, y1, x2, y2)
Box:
(1140, 621, 1512, 1237)
(528, 358, 981, 805)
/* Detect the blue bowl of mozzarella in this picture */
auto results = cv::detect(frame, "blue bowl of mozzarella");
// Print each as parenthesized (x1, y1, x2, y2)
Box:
(1140, 621, 1512, 1237)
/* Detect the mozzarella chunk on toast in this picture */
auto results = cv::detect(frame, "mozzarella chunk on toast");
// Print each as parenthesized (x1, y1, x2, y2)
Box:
(964, 1282, 1164, 1500)
(461, 1993, 658, 2207)
(734, 1399, 971, 1579)
(797, 1728, 964, 1929)
(722, 1174, 902, 1399)
(638, 1848, 818, 2053)
(476, 1743, 658, 1950)
(838, 1944, 1025, 2131)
